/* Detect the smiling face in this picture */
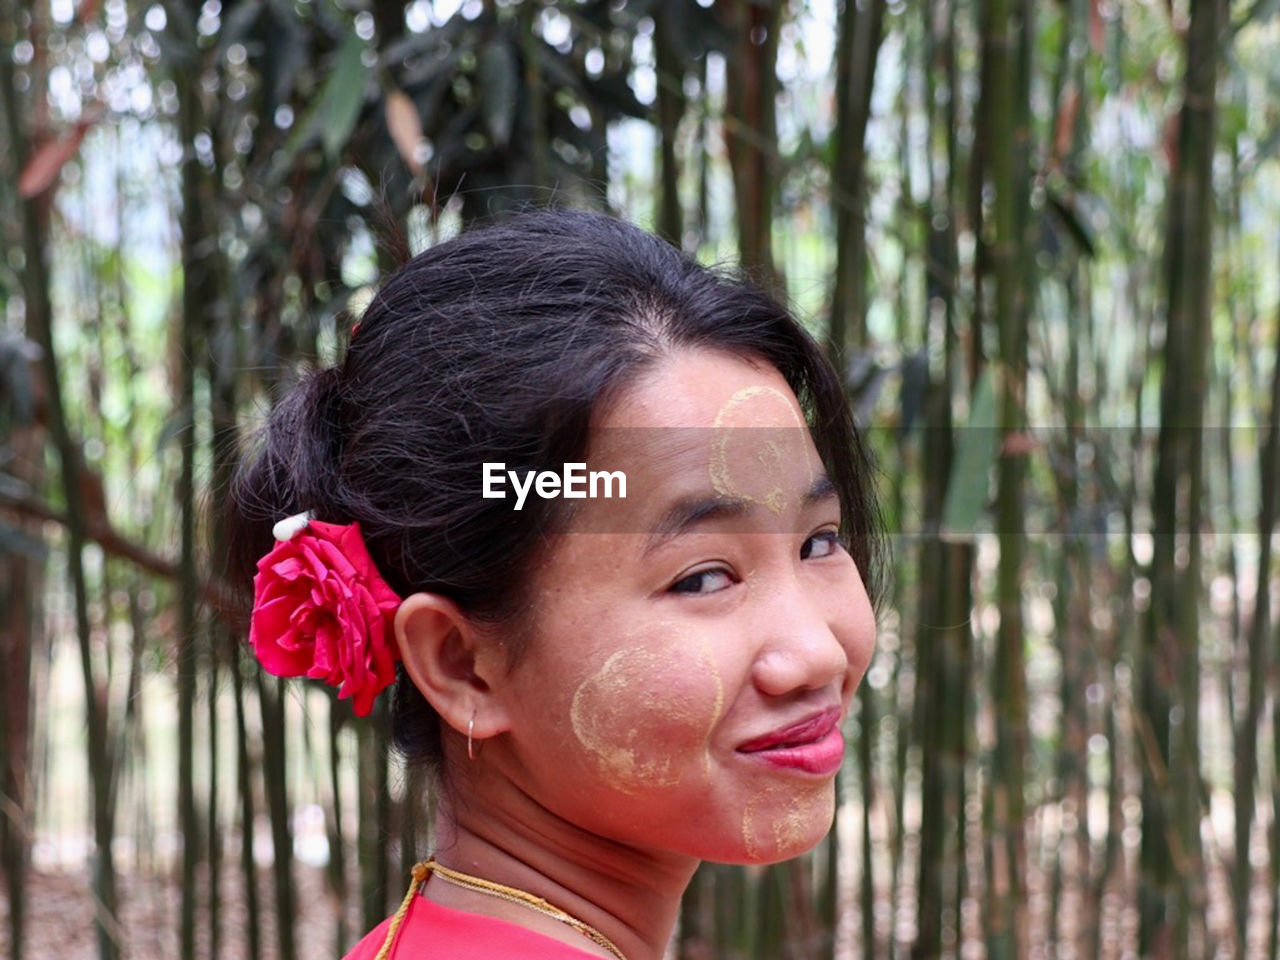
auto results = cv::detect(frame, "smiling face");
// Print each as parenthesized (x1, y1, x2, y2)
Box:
(485, 349, 877, 864)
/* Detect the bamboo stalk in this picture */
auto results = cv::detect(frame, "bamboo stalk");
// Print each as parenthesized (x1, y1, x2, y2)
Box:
(719, 0, 783, 294)
(328, 701, 349, 954)
(0, 407, 38, 960)
(827, 0, 887, 368)
(1249, 238, 1280, 960)
(1230, 195, 1275, 960)
(177, 47, 204, 960)
(207, 643, 223, 960)
(233, 652, 263, 960)
(1142, 3, 1224, 954)
(653, 4, 687, 247)
(982, 0, 1031, 954)
(0, 5, 121, 957)
(520, 2, 548, 193)
(854, 694, 872, 959)
(258, 676, 298, 960)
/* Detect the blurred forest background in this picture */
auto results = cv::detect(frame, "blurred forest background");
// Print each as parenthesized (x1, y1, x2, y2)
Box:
(2, 0, 1280, 959)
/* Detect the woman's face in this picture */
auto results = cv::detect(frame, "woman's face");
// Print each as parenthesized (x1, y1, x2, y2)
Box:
(490, 349, 876, 864)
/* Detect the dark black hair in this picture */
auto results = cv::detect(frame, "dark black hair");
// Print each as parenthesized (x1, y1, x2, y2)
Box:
(225, 209, 883, 774)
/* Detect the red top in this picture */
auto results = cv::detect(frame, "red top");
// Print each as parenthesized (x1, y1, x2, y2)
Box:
(343, 894, 610, 960)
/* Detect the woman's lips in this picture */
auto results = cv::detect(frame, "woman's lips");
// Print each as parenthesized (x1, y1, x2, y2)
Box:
(736, 706, 845, 775)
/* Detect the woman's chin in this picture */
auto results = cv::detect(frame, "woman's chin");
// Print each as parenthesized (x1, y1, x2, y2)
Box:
(688, 781, 836, 865)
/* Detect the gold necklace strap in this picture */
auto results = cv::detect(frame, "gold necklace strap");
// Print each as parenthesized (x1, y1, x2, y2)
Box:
(372, 860, 432, 960)
(416, 858, 627, 960)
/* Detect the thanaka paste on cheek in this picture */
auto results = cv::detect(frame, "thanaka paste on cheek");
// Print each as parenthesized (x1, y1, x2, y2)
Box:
(569, 628, 723, 792)
(740, 781, 835, 861)
(709, 386, 816, 516)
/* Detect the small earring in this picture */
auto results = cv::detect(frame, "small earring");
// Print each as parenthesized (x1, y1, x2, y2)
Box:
(467, 713, 475, 761)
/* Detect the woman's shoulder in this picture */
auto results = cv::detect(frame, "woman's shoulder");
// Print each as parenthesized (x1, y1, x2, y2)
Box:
(342, 894, 608, 960)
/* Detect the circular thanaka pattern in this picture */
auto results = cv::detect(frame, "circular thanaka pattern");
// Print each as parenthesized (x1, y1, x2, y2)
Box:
(569, 626, 724, 793)
(740, 780, 835, 861)
(708, 386, 816, 516)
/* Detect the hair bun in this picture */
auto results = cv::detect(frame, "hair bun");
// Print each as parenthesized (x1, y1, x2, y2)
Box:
(224, 365, 347, 595)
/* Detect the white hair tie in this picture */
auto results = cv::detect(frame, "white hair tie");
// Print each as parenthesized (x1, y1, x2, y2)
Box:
(272, 510, 314, 542)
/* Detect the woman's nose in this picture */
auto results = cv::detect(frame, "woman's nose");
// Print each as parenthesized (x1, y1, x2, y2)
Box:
(749, 577, 851, 698)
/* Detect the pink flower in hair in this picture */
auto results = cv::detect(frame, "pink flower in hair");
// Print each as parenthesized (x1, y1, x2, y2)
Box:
(249, 516, 402, 717)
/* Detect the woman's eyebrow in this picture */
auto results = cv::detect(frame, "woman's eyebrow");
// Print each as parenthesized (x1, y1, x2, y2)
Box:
(643, 495, 751, 557)
(805, 473, 838, 506)
(642, 474, 837, 557)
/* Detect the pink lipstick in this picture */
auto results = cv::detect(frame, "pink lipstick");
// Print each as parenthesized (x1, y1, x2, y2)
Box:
(737, 706, 844, 775)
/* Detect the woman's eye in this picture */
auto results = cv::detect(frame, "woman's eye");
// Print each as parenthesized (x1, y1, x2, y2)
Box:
(801, 531, 843, 561)
(669, 568, 735, 595)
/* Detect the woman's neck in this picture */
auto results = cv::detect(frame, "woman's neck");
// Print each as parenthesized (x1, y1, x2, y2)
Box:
(422, 768, 699, 960)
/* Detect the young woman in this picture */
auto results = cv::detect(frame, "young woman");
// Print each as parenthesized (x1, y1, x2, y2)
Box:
(227, 211, 881, 960)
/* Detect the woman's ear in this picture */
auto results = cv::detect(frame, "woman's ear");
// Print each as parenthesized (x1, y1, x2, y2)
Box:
(393, 593, 512, 742)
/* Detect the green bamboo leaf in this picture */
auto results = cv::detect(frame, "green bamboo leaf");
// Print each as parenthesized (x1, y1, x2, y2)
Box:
(156, 0, 200, 67)
(218, 0, 263, 47)
(477, 37, 519, 149)
(274, 31, 368, 175)
(942, 368, 997, 536)
(259, 1, 309, 122)
(157, 405, 192, 454)
(1046, 188, 1097, 258)
(321, 33, 370, 160)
